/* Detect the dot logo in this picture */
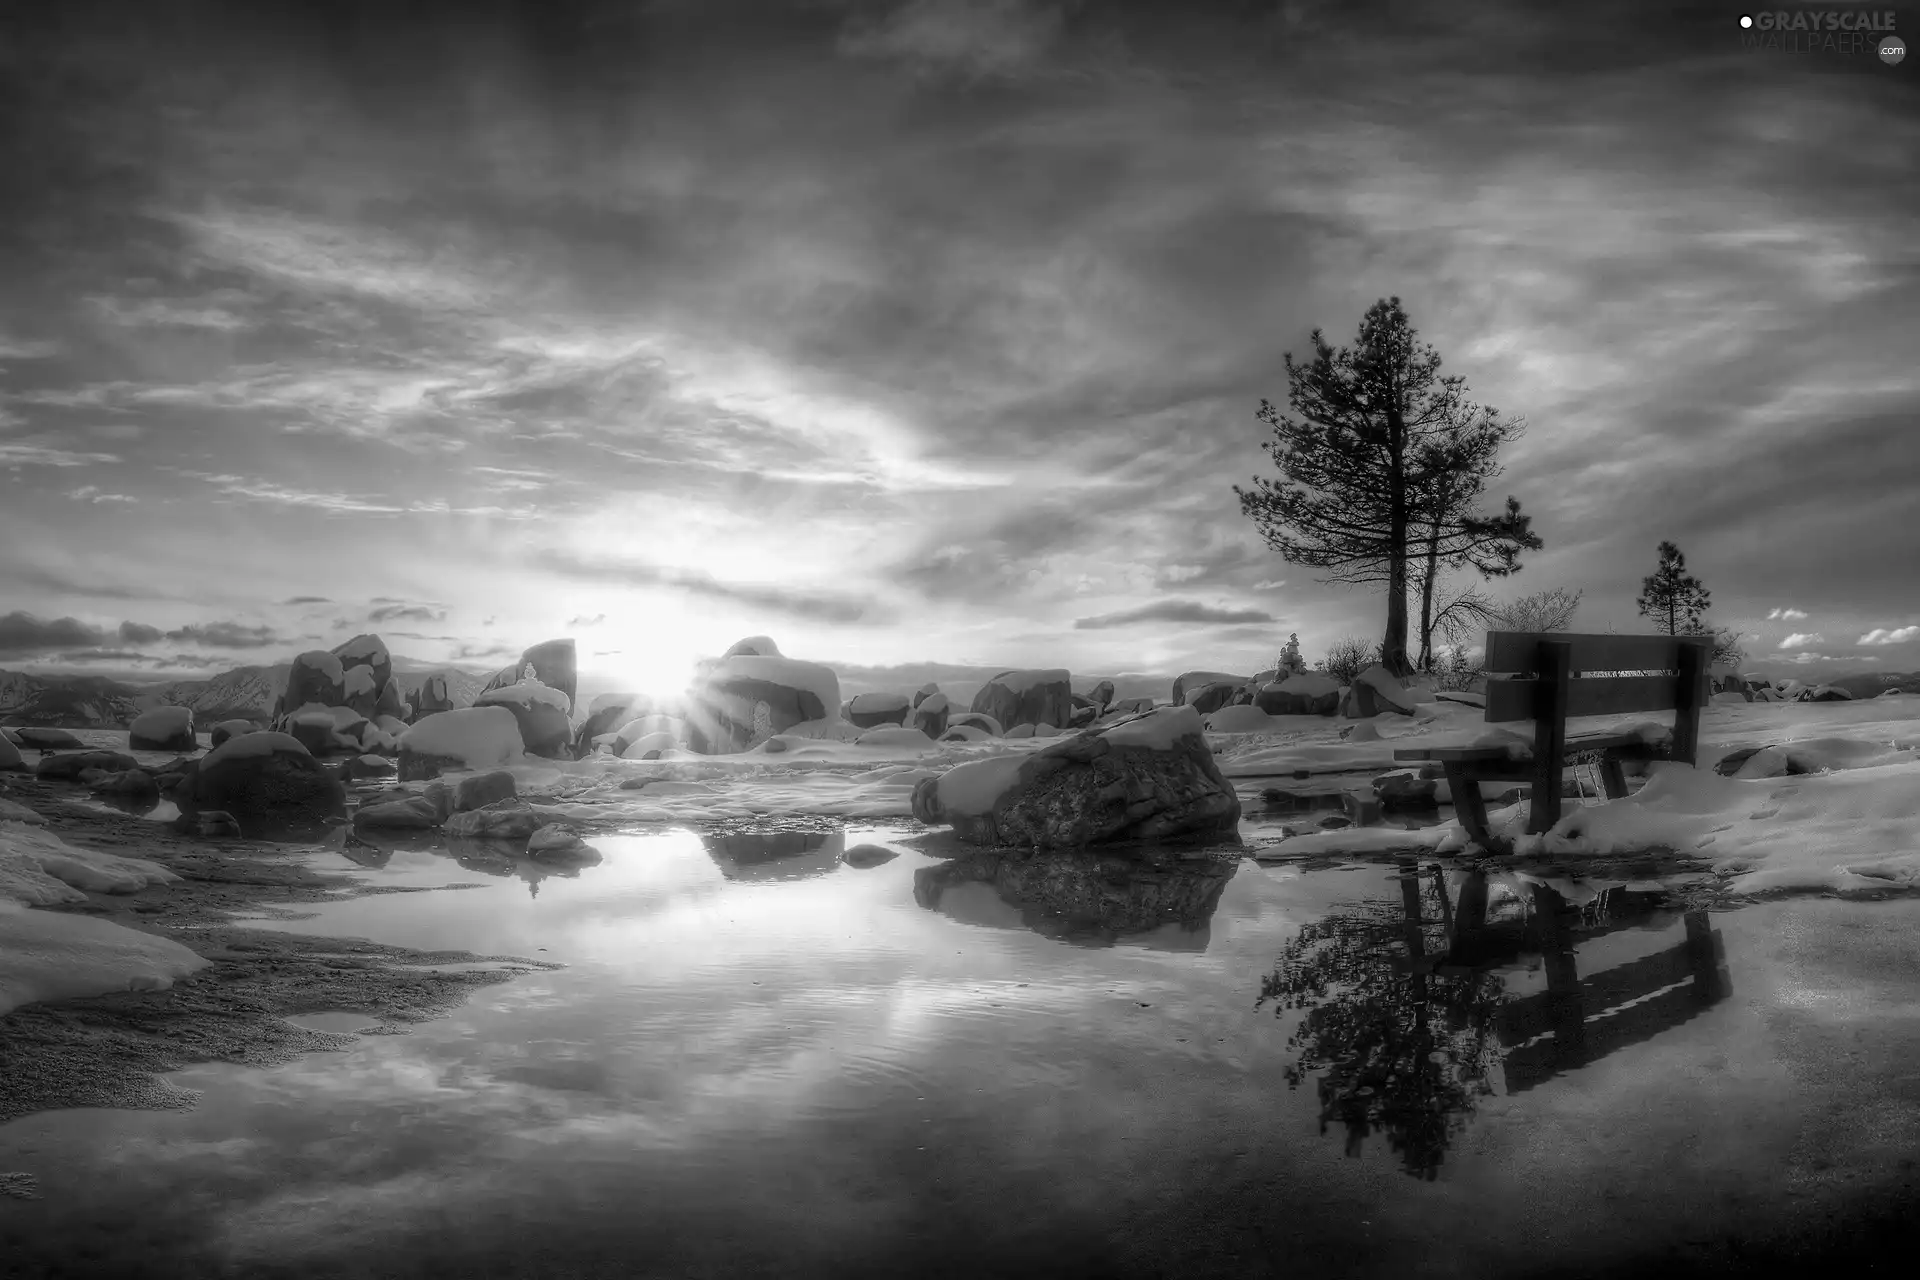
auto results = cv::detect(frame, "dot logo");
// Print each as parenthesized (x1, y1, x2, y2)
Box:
(1740, 15, 1754, 26)
(1883, 34, 1907, 63)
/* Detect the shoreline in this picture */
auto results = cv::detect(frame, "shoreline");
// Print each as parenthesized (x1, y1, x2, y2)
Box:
(0, 775, 563, 1129)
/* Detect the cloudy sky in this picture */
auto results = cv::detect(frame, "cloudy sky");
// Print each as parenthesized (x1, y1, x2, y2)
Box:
(1, 0, 1915, 692)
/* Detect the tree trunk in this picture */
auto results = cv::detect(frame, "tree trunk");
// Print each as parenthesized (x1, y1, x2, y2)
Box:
(1415, 498, 1445, 672)
(1381, 395, 1413, 678)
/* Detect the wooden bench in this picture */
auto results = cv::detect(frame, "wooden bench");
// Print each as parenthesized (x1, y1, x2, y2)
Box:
(1393, 630, 1713, 854)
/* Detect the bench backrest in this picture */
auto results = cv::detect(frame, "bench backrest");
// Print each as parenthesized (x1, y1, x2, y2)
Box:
(1480, 630, 1713, 762)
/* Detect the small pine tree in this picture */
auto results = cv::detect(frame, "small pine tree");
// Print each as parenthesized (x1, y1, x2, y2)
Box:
(1635, 541, 1711, 635)
(1278, 633, 1305, 677)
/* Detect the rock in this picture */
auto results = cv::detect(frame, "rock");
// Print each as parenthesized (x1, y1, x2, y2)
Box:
(970, 669, 1072, 732)
(1343, 721, 1382, 742)
(472, 681, 573, 758)
(346, 753, 397, 779)
(575, 693, 649, 758)
(1255, 673, 1343, 716)
(1171, 671, 1247, 706)
(947, 711, 1003, 737)
(35, 750, 141, 781)
(184, 810, 242, 839)
(1068, 705, 1097, 728)
(352, 797, 442, 829)
(684, 654, 839, 754)
(846, 692, 910, 728)
(398, 750, 463, 782)
(0, 734, 24, 772)
(128, 706, 196, 752)
(940, 725, 993, 743)
(13, 727, 86, 749)
(1105, 697, 1155, 718)
(373, 676, 410, 723)
(514, 639, 578, 714)
(910, 705, 1241, 850)
(1372, 770, 1439, 810)
(1087, 680, 1115, 711)
(912, 683, 941, 709)
(179, 731, 345, 826)
(88, 768, 159, 796)
(208, 719, 259, 750)
(723, 636, 781, 658)
(1806, 684, 1853, 702)
(276, 651, 348, 722)
(909, 692, 950, 739)
(1316, 815, 1352, 830)
(454, 769, 517, 813)
(841, 843, 899, 868)
(410, 673, 455, 722)
(527, 824, 601, 862)
(1352, 665, 1419, 716)
(1183, 681, 1240, 716)
(330, 634, 393, 706)
(339, 663, 381, 718)
(444, 800, 544, 840)
(286, 705, 369, 757)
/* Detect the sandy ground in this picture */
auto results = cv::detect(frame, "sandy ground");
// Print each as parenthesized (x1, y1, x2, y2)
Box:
(0, 775, 563, 1131)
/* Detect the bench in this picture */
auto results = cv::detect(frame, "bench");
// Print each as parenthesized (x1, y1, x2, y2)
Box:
(1392, 630, 1713, 854)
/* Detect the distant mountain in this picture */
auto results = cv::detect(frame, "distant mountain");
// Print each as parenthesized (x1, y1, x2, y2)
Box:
(0, 663, 492, 728)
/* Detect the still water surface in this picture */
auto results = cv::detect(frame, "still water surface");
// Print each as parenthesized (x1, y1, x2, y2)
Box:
(3, 824, 1919, 1278)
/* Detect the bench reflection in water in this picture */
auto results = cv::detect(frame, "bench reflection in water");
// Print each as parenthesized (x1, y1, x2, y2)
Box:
(1259, 865, 1731, 1178)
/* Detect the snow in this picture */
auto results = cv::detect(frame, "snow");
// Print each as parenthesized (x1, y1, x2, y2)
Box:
(934, 755, 1031, 817)
(1204, 705, 1283, 734)
(0, 898, 211, 1015)
(982, 668, 1069, 696)
(1104, 705, 1205, 750)
(916, 692, 950, 715)
(400, 707, 526, 767)
(294, 650, 345, 682)
(848, 692, 910, 713)
(334, 634, 385, 664)
(344, 666, 378, 697)
(854, 726, 940, 750)
(702, 655, 842, 714)
(2, 822, 185, 907)
(475, 680, 571, 713)
(200, 730, 312, 767)
(129, 706, 192, 737)
(620, 731, 681, 759)
(589, 691, 642, 716)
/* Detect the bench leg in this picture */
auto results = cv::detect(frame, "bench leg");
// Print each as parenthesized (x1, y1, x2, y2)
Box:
(1599, 754, 1630, 800)
(1444, 764, 1508, 855)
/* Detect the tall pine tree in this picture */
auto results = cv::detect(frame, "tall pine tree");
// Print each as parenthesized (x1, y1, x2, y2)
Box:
(1635, 541, 1711, 635)
(1235, 298, 1538, 677)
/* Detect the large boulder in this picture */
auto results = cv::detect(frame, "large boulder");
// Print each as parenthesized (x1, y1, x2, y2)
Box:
(912, 683, 941, 709)
(396, 706, 526, 781)
(13, 727, 86, 749)
(575, 692, 650, 758)
(970, 669, 1072, 732)
(612, 714, 687, 756)
(373, 676, 410, 723)
(909, 692, 950, 739)
(285, 704, 370, 757)
(1347, 665, 1419, 718)
(410, 673, 456, 722)
(515, 639, 577, 715)
(909, 705, 1241, 850)
(1255, 673, 1342, 716)
(723, 636, 781, 658)
(1183, 681, 1240, 716)
(1172, 672, 1247, 706)
(36, 750, 140, 781)
(0, 734, 23, 772)
(277, 650, 347, 721)
(1087, 680, 1115, 711)
(683, 654, 840, 754)
(331, 634, 393, 704)
(128, 706, 196, 752)
(472, 680, 573, 758)
(208, 719, 258, 750)
(947, 711, 1003, 737)
(178, 731, 345, 826)
(846, 692, 910, 728)
(1805, 684, 1854, 702)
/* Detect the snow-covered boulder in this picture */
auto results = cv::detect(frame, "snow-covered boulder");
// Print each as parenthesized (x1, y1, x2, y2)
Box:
(276, 650, 347, 723)
(1255, 673, 1342, 716)
(1182, 680, 1241, 716)
(1202, 705, 1277, 734)
(177, 731, 345, 827)
(473, 680, 573, 758)
(939, 724, 994, 743)
(208, 718, 258, 750)
(518, 639, 577, 714)
(285, 704, 370, 757)
(12, 728, 84, 749)
(397, 706, 526, 780)
(331, 633, 393, 706)
(909, 692, 951, 739)
(847, 692, 911, 728)
(620, 731, 681, 760)
(1171, 672, 1247, 706)
(613, 714, 687, 755)
(128, 705, 196, 752)
(1803, 684, 1853, 702)
(373, 675, 410, 722)
(911, 706, 1241, 850)
(912, 682, 940, 708)
(1347, 665, 1419, 717)
(444, 799, 544, 840)
(1087, 679, 1115, 710)
(970, 669, 1073, 732)
(0, 734, 25, 773)
(947, 711, 1003, 737)
(683, 654, 841, 754)
(723, 635, 782, 658)
(410, 672, 455, 723)
(575, 693, 650, 758)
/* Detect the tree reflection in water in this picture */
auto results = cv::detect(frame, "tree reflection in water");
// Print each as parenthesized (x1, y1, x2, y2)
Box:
(1256, 865, 1505, 1180)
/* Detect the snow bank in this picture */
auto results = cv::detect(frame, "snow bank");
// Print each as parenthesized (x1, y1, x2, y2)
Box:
(1, 899, 210, 1015)
(1105, 705, 1205, 751)
(855, 726, 939, 750)
(400, 707, 526, 768)
(1, 823, 185, 907)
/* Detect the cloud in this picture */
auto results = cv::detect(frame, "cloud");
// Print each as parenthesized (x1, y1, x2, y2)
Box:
(1858, 626, 1919, 646)
(536, 551, 877, 625)
(0, 612, 112, 656)
(0, 442, 122, 468)
(165, 622, 285, 649)
(567, 614, 606, 628)
(369, 603, 449, 623)
(838, 0, 1069, 78)
(1789, 652, 1829, 664)
(1073, 601, 1277, 630)
(66, 485, 139, 503)
(1766, 607, 1809, 621)
(283, 596, 332, 605)
(118, 621, 165, 644)
(1251, 580, 1288, 591)
(1776, 632, 1823, 649)
(451, 642, 517, 662)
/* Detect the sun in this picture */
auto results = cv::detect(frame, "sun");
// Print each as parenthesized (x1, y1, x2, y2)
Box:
(581, 600, 706, 704)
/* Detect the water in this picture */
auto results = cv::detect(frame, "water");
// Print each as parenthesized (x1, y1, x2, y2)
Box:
(4, 823, 1919, 1278)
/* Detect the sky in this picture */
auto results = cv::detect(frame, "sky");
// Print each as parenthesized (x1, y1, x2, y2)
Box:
(1, 0, 1916, 695)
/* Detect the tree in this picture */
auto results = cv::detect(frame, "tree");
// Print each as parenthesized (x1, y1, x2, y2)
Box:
(1710, 626, 1746, 669)
(1236, 298, 1539, 678)
(1488, 586, 1583, 633)
(1635, 541, 1711, 635)
(1318, 635, 1381, 685)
